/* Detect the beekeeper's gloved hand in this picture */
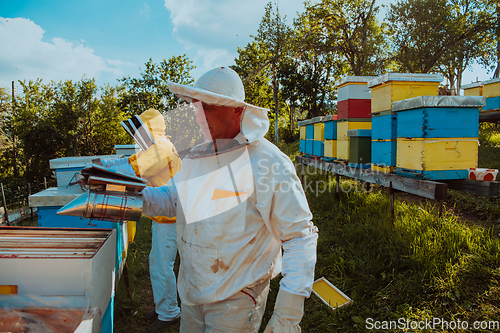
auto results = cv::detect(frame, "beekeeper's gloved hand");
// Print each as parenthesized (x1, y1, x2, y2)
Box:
(264, 289, 305, 333)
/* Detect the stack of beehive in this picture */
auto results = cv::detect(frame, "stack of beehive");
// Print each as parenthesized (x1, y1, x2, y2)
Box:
(322, 115, 337, 161)
(299, 117, 323, 156)
(368, 73, 443, 173)
(299, 119, 311, 154)
(335, 76, 374, 162)
(313, 117, 325, 157)
(393, 95, 483, 180)
(483, 78, 500, 113)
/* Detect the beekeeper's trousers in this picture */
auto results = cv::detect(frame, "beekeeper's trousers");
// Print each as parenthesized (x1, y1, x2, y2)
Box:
(179, 279, 270, 332)
(149, 222, 180, 321)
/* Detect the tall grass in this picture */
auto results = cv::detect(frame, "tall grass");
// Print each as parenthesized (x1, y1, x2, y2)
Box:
(298, 172, 500, 332)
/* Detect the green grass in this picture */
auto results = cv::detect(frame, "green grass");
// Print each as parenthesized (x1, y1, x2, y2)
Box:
(113, 217, 182, 333)
(115, 133, 500, 333)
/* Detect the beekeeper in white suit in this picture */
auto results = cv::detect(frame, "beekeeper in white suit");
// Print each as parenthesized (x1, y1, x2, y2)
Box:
(98, 109, 182, 332)
(141, 67, 318, 332)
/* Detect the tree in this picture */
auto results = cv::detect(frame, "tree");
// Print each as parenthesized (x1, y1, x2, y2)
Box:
(12, 80, 58, 182)
(298, 0, 390, 76)
(386, 0, 495, 89)
(254, 2, 292, 144)
(233, 41, 273, 109)
(119, 55, 195, 116)
(0, 87, 14, 178)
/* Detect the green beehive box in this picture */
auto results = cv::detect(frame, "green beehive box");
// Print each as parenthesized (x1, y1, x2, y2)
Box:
(349, 136, 372, 164)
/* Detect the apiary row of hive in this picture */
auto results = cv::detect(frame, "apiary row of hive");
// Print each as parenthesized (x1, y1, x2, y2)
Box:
(461, 78, 500, 112)
(299, 73, 487, 180)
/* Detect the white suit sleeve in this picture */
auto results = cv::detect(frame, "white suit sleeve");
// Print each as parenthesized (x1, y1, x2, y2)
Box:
(256, 151, 318, 297)
(141, 182, 177, 218)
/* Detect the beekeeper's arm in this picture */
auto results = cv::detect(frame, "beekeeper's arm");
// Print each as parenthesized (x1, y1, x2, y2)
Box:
(257, 152, 318, 333)
(129, 139, 179, 179)
(141, 180, 177, 219)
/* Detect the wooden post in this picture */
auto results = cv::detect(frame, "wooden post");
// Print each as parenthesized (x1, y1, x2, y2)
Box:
(44, 177, 47, 189)
(438, 200, 444, 218)
(1, 183, 10, 226)
(335, 173, 340, 201)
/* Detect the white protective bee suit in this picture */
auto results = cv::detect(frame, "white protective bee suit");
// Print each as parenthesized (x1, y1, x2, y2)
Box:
(142, 67, 318, 332)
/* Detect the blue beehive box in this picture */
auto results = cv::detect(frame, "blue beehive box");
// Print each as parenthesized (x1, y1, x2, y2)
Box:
(305, 139, 314, 155)
(324, 120, 337, 140)
(300, 139, 306, 153)
(485, 96, 500, 111)
(392, 96, 483, 138)
(371, 140, 397, 166)
(306, 125, 315, 139)
(372, 113, 397, 140)
(313, 141, 324, 157)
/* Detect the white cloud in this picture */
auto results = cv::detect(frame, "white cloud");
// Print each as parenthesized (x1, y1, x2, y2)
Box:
(0, 17, 125, 88)
(163, 0, 306, 76)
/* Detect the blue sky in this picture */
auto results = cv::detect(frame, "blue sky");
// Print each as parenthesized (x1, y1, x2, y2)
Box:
(0, 0, 492, 95)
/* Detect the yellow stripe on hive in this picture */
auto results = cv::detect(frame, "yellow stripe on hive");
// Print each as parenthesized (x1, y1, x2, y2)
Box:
(212, 189, 247, 200)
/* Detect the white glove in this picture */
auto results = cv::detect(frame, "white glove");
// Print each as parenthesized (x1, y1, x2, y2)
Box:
(110, 163, 136, 176)
(264, 289, 305, 333)
(102, 156, 128, 168)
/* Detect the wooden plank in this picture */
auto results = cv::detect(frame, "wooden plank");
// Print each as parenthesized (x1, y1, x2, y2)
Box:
(296, 155, 448, 200)
(442, 179, 500, 197)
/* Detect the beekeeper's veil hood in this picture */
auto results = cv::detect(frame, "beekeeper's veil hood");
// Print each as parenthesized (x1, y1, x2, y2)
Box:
(167, 67, 269, 144)
(121, 108, 166, 152)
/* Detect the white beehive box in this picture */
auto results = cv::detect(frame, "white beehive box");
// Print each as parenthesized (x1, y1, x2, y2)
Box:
(0, 227, 116, 333)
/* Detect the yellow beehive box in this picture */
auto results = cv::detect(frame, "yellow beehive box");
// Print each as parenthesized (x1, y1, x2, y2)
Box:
(314, 123, 325, 141)
(464, 87, 483, 96)
(337, 121, 371, 141)
(368, 73, 443, 113)
(300, 126, 307, 140)
(482, 78, 500, 98)
(337, 140, 349, 160)
(463, 83, 483, 96)
(324, 140, 337, 158)
(396, 137, 478, 171)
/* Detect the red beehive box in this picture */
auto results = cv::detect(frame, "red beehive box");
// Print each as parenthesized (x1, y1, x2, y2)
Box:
(337, 99, 371, 120)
